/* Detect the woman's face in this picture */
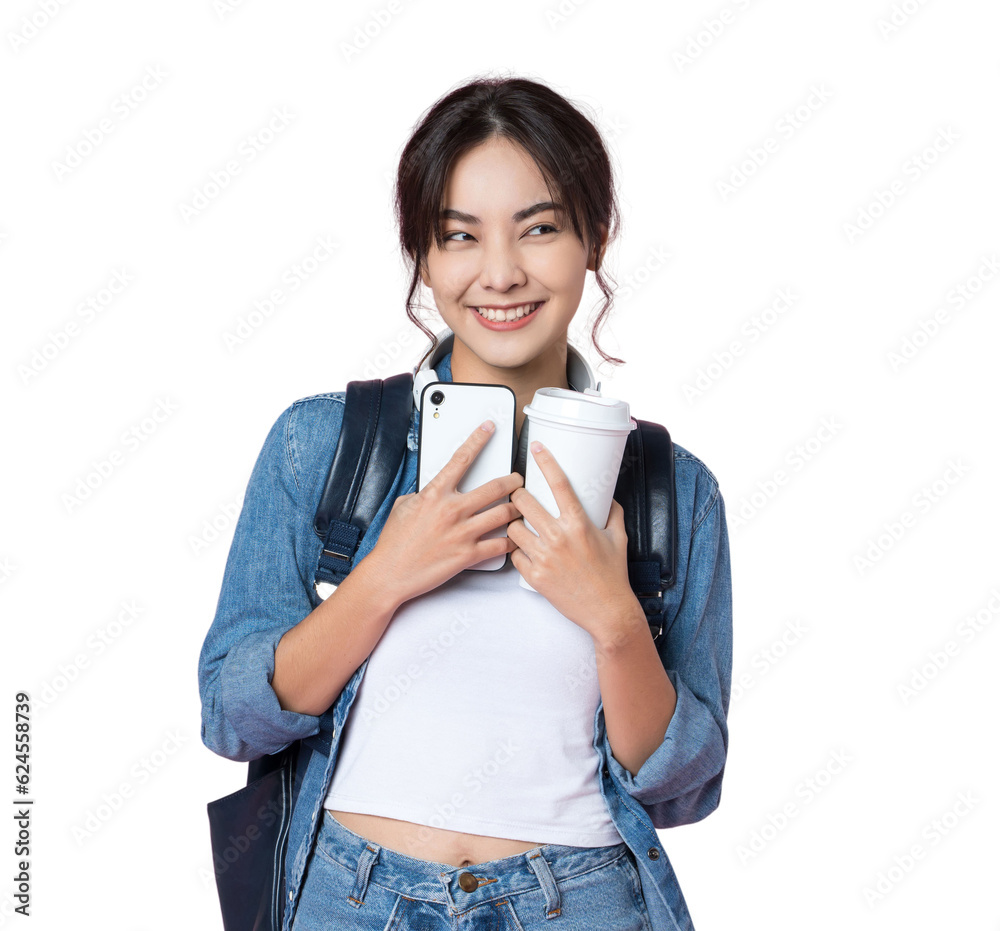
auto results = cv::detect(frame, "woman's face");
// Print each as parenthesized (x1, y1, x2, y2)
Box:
(419, 136, 601, 374)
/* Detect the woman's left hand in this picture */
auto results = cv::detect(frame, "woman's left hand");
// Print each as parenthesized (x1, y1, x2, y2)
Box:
(507, 441, 637, 643)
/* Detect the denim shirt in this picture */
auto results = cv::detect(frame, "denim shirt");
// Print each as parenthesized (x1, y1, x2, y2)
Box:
(198, 347, 733, 931)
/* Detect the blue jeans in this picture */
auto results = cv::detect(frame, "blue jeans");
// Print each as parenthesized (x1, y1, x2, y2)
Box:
(291, 810, 655, 930)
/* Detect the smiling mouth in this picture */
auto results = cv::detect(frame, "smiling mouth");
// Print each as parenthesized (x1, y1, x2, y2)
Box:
(470, 301, 544, 322)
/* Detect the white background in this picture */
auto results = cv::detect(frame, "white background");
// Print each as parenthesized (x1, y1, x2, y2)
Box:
(2, 0, 998, 928)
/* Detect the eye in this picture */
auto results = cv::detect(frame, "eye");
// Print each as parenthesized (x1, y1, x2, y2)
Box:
(442, 224, 559, 243)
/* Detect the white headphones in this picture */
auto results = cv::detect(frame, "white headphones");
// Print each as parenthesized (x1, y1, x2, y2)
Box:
(411, 327, 602, 408)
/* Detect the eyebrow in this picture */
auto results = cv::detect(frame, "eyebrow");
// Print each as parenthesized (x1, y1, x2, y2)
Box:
(440, 201, 565, 225)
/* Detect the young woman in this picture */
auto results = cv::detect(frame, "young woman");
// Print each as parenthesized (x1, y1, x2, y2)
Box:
(199, 75, 732, 931)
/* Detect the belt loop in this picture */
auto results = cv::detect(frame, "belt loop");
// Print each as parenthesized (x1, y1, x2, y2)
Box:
(346, 842, 380, 909)
(525, 850, 561, 919)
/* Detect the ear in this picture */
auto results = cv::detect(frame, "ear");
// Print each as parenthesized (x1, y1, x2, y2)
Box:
(588, 224, 609, 272)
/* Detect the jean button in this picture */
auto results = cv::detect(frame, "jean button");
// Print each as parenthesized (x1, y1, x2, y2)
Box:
(458, 871, 479, 892)
(647, 847, 660, 860)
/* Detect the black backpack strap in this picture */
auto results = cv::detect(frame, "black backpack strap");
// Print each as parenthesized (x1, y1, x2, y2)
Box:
(226, 380, 413, 921)
(614, 420, 677, 642)
(312, 373, 414, 597)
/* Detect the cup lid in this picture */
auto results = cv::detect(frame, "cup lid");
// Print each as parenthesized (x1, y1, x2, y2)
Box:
(523, 387, 635, 431)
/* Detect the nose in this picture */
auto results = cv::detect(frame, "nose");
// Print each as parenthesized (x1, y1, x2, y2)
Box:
(477, 241, 528, 292)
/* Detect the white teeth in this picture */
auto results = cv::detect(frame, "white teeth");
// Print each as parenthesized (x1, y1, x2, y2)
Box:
(475, 301, 541, 321)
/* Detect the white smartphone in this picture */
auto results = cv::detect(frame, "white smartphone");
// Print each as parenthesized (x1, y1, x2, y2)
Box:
(417, 381, 517, 571)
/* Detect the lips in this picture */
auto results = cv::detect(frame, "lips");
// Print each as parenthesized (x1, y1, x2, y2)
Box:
(470, 301, 544, 324)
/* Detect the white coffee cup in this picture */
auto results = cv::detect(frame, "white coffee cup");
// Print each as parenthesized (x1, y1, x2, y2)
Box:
(517, 388, 636, 593)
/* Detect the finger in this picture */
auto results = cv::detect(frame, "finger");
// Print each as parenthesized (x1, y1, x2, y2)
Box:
(504, 513, 525, 546)
(422, 419, 497, 494)
(528, 442, 583, 520)
(509, 486, 550, 532)
(468, 499, 521, 540)
(465, 453, 519, 499)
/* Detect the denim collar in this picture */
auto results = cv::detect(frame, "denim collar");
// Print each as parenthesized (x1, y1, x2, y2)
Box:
(436, 349, 454, 383)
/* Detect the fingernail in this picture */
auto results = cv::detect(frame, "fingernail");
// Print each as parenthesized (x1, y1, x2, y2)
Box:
(481, 419, 495, 432)
(530, 441, 542, 453)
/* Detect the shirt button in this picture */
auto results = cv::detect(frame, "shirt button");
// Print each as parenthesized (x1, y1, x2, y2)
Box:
(647, 847, 660, 860)
(458, 872, 479, 892)
(602, 767, 609, 778)
(288, 890, 294, 900)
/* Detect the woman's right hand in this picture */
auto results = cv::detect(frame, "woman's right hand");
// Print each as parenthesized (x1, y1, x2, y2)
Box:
(361, 419, 523, 607)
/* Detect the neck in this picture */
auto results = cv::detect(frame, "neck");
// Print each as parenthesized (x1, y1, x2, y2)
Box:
(450, 340, 571, 441)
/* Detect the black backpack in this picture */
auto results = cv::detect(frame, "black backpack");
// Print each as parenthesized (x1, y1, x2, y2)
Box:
(207, 370, 679, 931)
(314, 371, 678, 638)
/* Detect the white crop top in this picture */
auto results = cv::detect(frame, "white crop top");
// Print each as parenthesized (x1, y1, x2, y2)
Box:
(323, 556, 624, 847)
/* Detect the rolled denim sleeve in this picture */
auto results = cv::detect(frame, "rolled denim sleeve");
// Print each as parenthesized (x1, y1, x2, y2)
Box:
(198, 399, 341, 762)
(605, 466, 733, 829)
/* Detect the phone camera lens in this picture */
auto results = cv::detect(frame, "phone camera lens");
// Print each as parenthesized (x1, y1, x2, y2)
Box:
(430, 390, 445, 405)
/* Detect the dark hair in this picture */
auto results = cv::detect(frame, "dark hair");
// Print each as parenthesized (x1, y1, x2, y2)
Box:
(393, 73, 624, 370)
